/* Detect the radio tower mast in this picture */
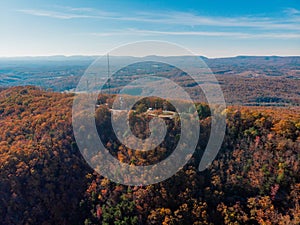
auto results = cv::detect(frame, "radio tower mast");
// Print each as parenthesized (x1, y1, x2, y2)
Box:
(107, 53, 111, 95)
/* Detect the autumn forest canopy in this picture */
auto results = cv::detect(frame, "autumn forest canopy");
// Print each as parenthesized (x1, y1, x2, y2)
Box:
(0, 86, 299, 224)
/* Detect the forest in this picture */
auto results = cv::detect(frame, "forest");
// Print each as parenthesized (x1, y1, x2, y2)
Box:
(0, 86, 299, 224)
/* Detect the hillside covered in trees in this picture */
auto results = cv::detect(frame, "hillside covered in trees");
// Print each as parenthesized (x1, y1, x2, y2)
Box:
(0, 86, 299, 224)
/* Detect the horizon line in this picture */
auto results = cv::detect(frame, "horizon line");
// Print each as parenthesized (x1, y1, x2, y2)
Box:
(0, 54, 300, 60)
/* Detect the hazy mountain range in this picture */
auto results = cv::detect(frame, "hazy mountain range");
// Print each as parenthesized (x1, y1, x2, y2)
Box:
(0, 55, 299, 106)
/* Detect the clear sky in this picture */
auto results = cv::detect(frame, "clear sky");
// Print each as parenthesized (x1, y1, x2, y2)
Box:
(0, 0, 299, 57)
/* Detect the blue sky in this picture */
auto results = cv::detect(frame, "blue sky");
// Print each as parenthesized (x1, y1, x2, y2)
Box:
(0, 0, 299, 57)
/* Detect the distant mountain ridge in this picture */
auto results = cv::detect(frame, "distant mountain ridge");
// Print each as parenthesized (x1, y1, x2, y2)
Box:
(0, 55, 299, 106)
(0, 55, 299, 61)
